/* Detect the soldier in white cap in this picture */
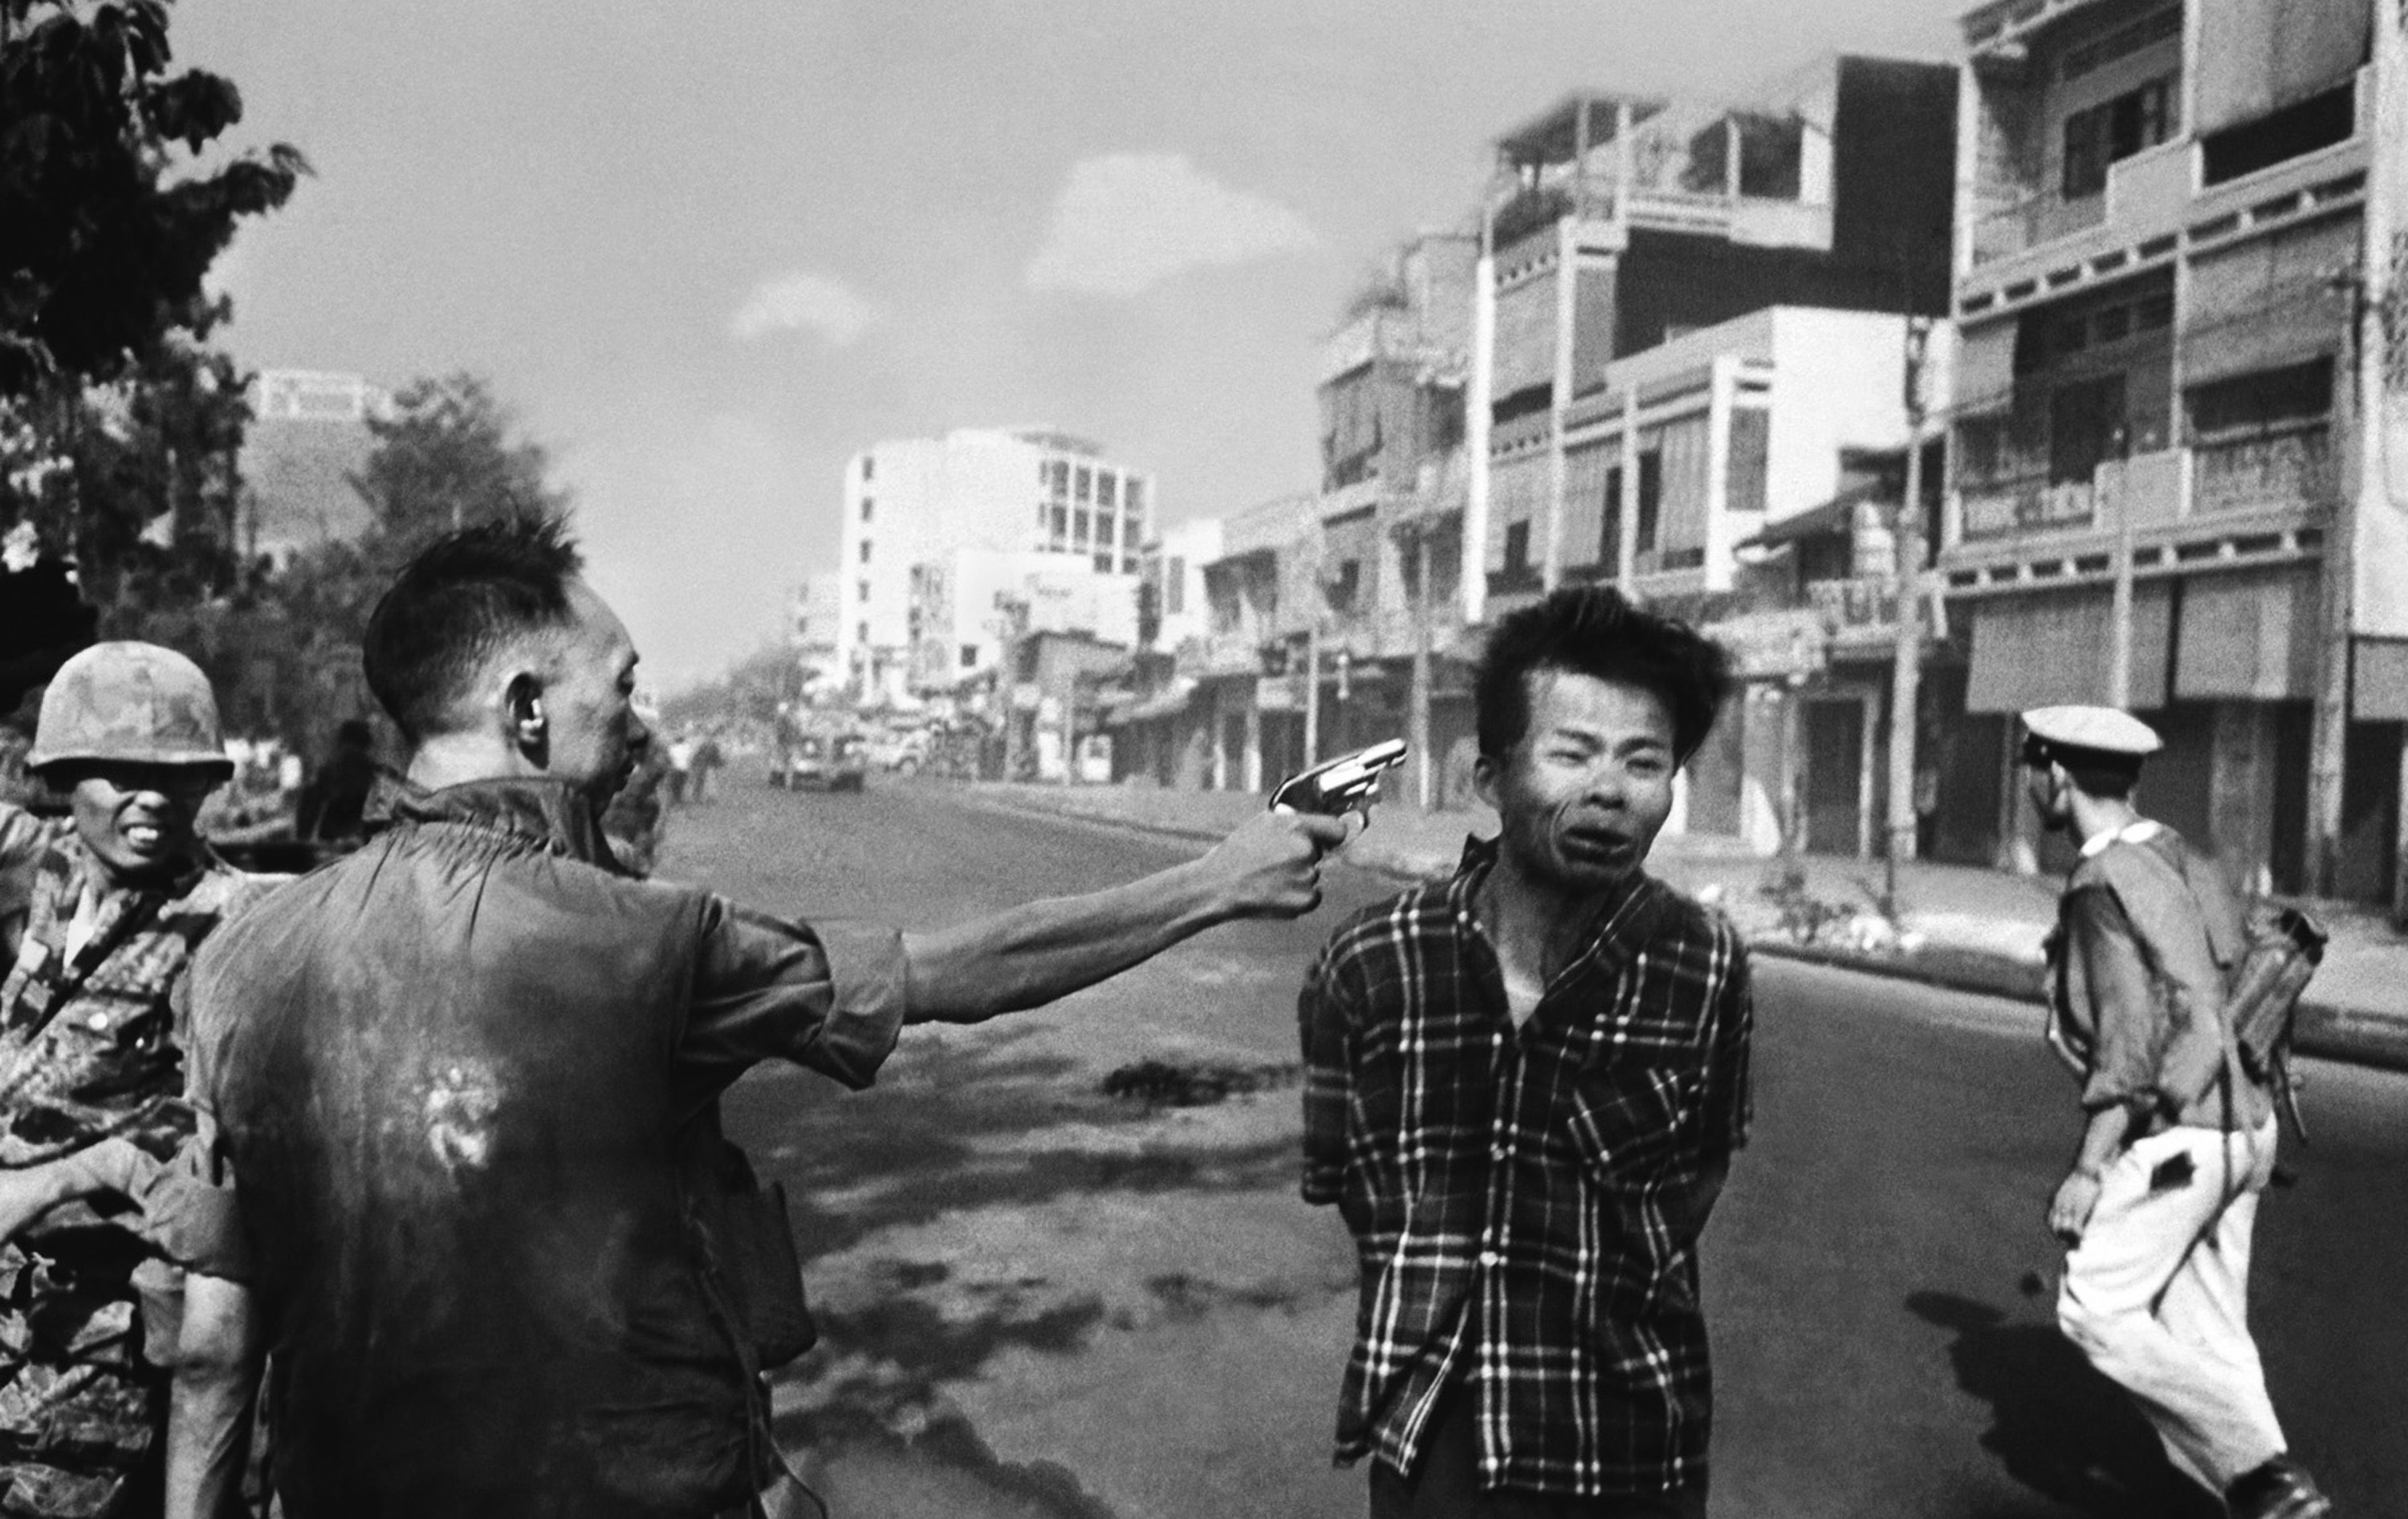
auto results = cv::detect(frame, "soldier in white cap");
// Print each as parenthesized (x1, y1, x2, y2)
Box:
(2021, 705, 2333, 1519)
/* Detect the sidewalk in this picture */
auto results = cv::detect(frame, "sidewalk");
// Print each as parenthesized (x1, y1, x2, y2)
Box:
(963, 781, 2408, 1072)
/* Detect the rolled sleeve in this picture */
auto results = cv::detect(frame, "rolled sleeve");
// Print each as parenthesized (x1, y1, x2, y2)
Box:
(2066, 887, 2166, 1116)
(1299, 946, 1354, 1208)
(679, 899, 910, 1107)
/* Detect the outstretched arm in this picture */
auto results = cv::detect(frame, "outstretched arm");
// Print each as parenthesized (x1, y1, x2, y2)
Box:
(165, 1273, 262, 1519)
(902, 809, 1348, 1025)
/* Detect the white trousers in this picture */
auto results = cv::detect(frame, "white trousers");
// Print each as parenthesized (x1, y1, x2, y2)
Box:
(2056, 1119, 2287, 1495)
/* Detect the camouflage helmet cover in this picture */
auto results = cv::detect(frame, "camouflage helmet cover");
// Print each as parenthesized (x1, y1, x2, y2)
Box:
(25, 642, 234, 777)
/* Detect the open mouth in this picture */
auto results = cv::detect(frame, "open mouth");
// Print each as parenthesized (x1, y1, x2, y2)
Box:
(1562, 827, 1632, 860)
(120, 822, 166, 853)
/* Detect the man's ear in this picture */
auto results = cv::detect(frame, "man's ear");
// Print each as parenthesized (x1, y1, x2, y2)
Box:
(504, 671, 550, 766)
(1470, 749, 1503, 814)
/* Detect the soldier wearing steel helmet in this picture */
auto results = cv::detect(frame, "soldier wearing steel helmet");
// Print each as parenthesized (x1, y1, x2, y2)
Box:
(0, 644, 267, 1519)
(2023, 705, 2333, 1519)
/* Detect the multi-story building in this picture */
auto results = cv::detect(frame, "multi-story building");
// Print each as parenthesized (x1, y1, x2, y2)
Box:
(1942, 0, 2398, 899)
(240, 370, 388, 562)
(836, 428, 1153, 704)
(1468, 55, 1960, 628)
(905, 547, 1138, 693)
(1112, 517, 1226, 788)
(1189, 494, 1316, 793)
(1142, 516, 1224, 655)
(1304, 234, 1481, 807)
(788, 572, 844, 695)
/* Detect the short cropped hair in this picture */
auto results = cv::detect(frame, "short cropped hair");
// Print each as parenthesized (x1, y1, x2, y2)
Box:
(1474, 587, 1733, 762)
(2020, 736, 2142, 800)
(362, 516, 584, 744)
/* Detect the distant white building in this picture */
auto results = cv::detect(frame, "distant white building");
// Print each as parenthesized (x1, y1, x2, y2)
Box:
(242, 370, 391, 562)
(839, 428, 1154, 703)
(907, 548, 1139, 692)
(1142, 516, 1223, 654)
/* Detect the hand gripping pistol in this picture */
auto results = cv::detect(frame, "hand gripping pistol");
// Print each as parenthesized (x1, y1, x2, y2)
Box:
(1269, 739, 1408, 827)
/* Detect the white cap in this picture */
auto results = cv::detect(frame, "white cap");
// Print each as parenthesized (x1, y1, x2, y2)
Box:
(2020, 705, 2162, 757)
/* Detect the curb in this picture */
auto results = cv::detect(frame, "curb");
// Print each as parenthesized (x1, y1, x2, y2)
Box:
(968, 788, 2408, 1074)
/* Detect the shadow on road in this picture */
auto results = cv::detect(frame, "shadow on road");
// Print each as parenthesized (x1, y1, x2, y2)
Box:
(729, 1024, 1308, 1265)
(1906, 1291, 2222, 1519)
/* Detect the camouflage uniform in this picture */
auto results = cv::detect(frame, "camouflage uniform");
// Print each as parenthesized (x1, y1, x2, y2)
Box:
(0, 810, 255, 1517)
(0, 644, 253, 1517)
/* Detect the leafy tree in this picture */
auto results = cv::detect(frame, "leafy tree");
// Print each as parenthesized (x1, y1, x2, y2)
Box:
(349, 373, 569, 555)
(658, 642, 803, 734)
(0, 0, 305, 400)
(0, 0, 303, 672)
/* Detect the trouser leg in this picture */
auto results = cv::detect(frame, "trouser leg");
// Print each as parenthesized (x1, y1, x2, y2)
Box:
(2057, 1123, 2287, 1493)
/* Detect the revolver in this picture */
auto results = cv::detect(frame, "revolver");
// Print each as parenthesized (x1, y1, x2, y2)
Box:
(1270, 739, 1408, 825)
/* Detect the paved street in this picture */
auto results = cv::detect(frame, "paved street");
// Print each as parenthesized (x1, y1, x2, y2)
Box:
(662, 774, 2408, 1519)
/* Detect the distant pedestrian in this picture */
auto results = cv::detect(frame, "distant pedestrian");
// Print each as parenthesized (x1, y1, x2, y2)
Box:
(664, 732, 694, 806)
(2025, 705, 2332, 1519)
(1301, 586, 1751, 1518)
(689, 731, 723, 804)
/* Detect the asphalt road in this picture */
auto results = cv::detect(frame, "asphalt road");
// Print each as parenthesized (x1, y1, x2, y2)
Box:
(661, 773, 2408, 1519)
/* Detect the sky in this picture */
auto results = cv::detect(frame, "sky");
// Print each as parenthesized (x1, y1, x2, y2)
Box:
(177, 0, 1963, 689)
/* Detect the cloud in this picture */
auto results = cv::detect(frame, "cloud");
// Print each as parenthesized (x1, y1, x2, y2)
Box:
(1025, 152, 1317, 297)
(728, 271, 882, 345)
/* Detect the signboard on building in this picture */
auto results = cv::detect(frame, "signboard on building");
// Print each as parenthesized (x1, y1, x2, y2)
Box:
(1255, 674, 1304, 712)
(1709, 608, 1830, 683)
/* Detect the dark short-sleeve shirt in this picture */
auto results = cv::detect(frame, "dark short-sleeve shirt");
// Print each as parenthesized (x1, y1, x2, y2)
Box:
(1300, 836, 1752, 1498)
(182, 777, 909, 1517)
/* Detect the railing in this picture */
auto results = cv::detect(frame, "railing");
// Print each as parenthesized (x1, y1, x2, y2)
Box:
(1971, 190, 2110, 266)
(1967, 140, 2189, 268)
(1960, 474, 2097, 538)
(2192, 425, 2335, 515)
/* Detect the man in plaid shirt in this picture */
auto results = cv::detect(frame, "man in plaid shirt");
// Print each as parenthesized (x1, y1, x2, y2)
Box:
(1301, 587, 1751, 1518)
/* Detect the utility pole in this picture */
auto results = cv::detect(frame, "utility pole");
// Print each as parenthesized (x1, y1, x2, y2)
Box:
(1884, 317, 1933, 912)
(2369, 0, 2408, 924)
(1407, 522, 1435, 810)
(1302, 615, 1322, 768)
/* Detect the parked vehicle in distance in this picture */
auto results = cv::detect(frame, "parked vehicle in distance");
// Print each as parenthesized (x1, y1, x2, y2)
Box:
(868, 728, 931, 774)
(771, 721, 868, 792)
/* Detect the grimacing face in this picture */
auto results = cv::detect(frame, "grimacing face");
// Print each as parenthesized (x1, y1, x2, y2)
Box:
(1475, 668, 1678, 896)
(60, 763, 219, 883)
(540, 580, 651, 806)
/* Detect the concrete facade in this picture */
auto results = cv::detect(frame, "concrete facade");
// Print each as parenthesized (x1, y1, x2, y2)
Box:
(836, 428, 1153, 705)
(1943, 0, 2396, 900)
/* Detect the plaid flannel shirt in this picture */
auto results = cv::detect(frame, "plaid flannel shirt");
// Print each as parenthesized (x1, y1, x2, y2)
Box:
(1300, 837, 1752, 1497)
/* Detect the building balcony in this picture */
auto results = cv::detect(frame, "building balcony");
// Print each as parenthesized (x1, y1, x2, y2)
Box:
(1324, 603, 1466, 663)
(1491, 180, 1832, 265)
(1186, 630, 1272, 679)
(1953, 437, 2332, 551)
(1941, 442, 2331, 590)
(1322, 307, 1418, 384)
(1967, 140, 2188, 274)
(2192, 424, 2337, 517)
(1804, 575, 1901, 641)
(1959, 475, 2098, 540)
